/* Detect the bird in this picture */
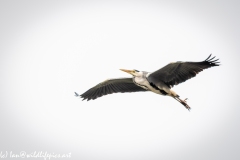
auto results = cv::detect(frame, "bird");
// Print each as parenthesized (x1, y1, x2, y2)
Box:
(75, 54, 220, 110)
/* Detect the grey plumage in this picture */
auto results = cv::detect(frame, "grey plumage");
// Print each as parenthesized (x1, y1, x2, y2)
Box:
(76, 54, 220, 110)
(74, 92, 80, 97)
(147, 54, 220, 88)
(79, 78, 147, 101)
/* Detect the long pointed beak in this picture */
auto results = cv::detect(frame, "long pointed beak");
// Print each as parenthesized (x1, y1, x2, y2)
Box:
(120, 69, 133, 74)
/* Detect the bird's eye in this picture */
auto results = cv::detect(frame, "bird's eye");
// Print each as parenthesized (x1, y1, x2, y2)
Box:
(134, 69, 139, 72)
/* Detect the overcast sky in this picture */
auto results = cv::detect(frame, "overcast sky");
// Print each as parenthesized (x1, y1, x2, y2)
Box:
(1, 0, 240, 160)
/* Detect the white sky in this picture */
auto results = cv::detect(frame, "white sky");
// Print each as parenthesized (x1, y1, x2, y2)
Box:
(1, 0, 240, 160)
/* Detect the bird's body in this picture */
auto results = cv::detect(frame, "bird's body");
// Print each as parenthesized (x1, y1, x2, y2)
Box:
(133, 71, 152, 91)
(76, 54, 220, 110)
(132, 71, 172, 96)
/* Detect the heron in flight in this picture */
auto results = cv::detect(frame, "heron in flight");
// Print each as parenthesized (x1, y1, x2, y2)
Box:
(75, 54, 220, 110)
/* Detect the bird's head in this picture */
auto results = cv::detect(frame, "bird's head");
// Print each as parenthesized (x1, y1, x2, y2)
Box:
(120, 69, 142, 77)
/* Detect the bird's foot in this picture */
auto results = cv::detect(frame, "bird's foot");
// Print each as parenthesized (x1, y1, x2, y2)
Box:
(180, 98, 190, 110)
(173, 96, 191, 111)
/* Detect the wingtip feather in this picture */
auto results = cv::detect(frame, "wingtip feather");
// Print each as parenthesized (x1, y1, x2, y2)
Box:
(205, 54, 212, 61)
(74, 92, 80, 97)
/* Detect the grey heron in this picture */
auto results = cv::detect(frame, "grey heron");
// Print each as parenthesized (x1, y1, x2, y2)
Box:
(76, 54, 220, 110)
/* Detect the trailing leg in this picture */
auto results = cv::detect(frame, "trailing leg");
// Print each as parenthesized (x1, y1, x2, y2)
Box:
(172, 96, 191, 110)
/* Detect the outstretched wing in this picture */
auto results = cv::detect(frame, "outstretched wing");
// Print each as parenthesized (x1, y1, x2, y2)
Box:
(147, 54, 220, 88)
(78, 78, 148, 101)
